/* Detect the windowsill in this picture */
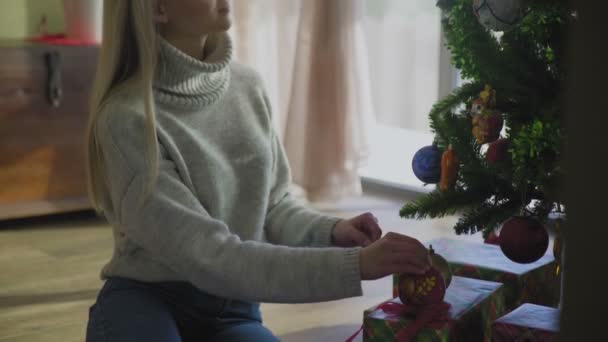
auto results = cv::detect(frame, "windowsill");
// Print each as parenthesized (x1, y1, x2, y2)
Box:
(359, 124, 436, 195)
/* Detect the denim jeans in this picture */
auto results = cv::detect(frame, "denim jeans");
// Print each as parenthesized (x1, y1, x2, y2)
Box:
(86, 277, 279, 342)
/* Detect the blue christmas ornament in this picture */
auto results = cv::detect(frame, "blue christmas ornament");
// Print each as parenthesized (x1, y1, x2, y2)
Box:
(412, 145, 442, 184)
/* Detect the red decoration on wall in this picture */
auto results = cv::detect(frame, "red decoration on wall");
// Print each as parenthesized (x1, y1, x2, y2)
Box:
(27, 34, 98, 46)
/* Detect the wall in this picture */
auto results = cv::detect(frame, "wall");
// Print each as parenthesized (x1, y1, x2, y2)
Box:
(0, 0, 64, 39)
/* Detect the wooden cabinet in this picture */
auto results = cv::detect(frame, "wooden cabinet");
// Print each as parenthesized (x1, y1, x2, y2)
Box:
(0, 41, 98, 220)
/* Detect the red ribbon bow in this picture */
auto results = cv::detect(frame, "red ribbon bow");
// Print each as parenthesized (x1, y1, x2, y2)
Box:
(346, 301, 451, 342)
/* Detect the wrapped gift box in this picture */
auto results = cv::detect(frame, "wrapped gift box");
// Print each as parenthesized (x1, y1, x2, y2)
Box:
(392, 238, 560, 310)
(492, 303, 560, 342)
(365, 276, 504, 342)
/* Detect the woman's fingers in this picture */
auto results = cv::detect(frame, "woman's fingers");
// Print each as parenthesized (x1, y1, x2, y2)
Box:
(384, 232, 427, 249)
(358, 213, 382, 241)
(386, 258, 429, 275)
(349, 228, 371, 247)
(359, 231, 431, 280)
(384, 240, 429, 262)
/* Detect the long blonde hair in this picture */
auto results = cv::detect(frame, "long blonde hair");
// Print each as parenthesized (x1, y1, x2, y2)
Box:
(86, 0, 160, 213)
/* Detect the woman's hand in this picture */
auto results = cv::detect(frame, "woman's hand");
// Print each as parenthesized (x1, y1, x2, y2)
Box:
(359, 232, 431, 280)
(331, 213, 382, 248)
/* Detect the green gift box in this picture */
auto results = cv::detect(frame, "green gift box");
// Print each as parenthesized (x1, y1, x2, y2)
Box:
(392, 238, 560, 310)
(365, 276, 504, 342)
(491, 303, 560, 342)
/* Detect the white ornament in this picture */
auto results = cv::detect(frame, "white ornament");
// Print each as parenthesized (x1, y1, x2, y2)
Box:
(473, 0, 525, 32)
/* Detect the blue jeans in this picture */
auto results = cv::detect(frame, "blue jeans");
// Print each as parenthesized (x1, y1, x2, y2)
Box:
(86, 277, 279, 342)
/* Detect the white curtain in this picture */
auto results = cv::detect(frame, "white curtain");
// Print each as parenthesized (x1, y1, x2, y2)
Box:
(282, 0, 374, 202)
(364, 0, 443, 133)
(231, 0, 374, 202)
(230, 0, 444, 201)
(230, 0, 301, 137)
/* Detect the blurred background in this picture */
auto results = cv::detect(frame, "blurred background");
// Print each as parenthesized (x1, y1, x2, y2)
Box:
(3, 1, 595, 341)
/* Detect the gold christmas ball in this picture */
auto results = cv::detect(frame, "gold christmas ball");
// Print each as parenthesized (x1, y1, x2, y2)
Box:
(398, 267, 446, 307)
(429, 245, 452, 288)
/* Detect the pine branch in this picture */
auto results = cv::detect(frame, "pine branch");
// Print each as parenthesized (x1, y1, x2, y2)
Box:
(428, 83, 481, 125)
(432, 108, 488, 182)
(530, 200, 556, 222)
(443, 0, 560, 94)
(400, 0, 569, 236)
(454, 200, 521, 235)
(400, 189, 488, 220)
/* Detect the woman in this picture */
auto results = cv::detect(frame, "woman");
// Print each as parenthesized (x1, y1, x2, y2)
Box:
(85, 1, 430, 341)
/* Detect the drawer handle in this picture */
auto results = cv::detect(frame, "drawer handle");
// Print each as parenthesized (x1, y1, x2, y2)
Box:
(45, 51, 63, 107)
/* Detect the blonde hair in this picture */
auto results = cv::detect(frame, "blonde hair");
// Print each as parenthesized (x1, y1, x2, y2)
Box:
(86, 0, 160, 213)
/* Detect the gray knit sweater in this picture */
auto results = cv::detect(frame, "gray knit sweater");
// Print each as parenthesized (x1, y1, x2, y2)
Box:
(96, 33, 362, 303)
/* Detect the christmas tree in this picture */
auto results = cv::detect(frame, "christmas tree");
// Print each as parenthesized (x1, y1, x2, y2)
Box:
(400, 0, 575, 242)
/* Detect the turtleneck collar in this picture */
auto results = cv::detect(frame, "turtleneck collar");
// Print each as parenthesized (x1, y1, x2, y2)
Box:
(154, 32, 232, 109)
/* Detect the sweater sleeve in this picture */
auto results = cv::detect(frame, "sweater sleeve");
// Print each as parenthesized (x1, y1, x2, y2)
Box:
(98, 106, 362, 303)
(259, 92, 344, 248)
(264, 127, 343, 247)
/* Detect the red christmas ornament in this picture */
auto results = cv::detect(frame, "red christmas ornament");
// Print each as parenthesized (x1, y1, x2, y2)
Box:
(499, 216, 549, 264)
(486, 138, 510, 164)
(472, 111, 504, 144)
(398, 267, 446, 307)
(471, 85, 503, 145)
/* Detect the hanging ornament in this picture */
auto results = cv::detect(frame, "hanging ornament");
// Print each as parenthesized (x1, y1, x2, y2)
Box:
(486, 138, 510, 164)
(429, 245, 452, 288)
(499, 216, 549, 264)
(472, 110, 503, 144)
(398, 267, 446, 307)
(471, 85, 504, 145)
(412, 144, 442, 184)
(439, 145, 459, 192)
(471, 98, 485, 117)
(471, 85, 495, 116)
(478, 85, 497, 109)
(473, 0, 526, 32)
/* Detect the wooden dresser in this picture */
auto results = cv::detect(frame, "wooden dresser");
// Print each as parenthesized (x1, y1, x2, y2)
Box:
(0, 41, 98, 220)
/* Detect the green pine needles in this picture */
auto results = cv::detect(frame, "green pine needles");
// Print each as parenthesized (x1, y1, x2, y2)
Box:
(400, 0, 573, 236)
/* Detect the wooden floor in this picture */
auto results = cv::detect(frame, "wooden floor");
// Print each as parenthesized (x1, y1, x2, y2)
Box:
(0, 186, 484, 342)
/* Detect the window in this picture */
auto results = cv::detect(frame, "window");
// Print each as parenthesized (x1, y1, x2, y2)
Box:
(229, 0, 457, 193)
(359, 0, 457, 192)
